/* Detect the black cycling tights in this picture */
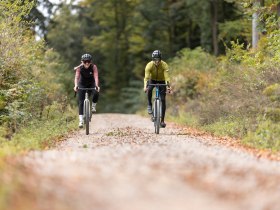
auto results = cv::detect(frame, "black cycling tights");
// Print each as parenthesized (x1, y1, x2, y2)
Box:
(147, 80, 166, 122)
(78, 89, 99, 115)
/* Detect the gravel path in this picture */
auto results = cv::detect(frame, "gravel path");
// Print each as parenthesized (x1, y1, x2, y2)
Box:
(23, 114, 280, 210)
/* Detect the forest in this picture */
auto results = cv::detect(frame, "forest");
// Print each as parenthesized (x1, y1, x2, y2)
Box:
(0, 0, 280, 154)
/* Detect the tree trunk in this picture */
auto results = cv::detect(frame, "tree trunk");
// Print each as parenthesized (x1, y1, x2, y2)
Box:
(211, 0, 218, 56)
(252, 0, 260, 48)
(260, 0, 266, 34)
(277, 3, 280, 28)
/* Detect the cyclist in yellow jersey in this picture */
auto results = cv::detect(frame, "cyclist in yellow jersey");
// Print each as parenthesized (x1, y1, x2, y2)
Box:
(144, 50, 171, 128)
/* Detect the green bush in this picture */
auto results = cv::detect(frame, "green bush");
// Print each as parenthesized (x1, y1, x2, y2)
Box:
(167, 38, 280, 150)
(169, 48, 217, 105)
(202, 116, 250, 138)
(265, 108, 280, 122)
(167, 106, 199, 127)
(243, 120, 280, 151)
(0, 1, 77, 145)
(171, 47, 217, 74)
(263, 83, 280, 102)
(0, 104, 77, 157)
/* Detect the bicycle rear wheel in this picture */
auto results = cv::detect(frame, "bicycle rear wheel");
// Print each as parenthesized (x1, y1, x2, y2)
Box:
(154, 99, 160, 134)
(84, 99, 90, 135)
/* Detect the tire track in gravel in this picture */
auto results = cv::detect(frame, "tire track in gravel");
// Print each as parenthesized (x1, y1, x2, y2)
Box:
(23, 114, 280, 210)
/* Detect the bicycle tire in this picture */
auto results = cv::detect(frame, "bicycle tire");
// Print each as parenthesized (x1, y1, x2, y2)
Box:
(153, 100, 156, 132)
(154, 99, 160, 134)
(84, 99, 90, 135)
(159, 100, 162, 118)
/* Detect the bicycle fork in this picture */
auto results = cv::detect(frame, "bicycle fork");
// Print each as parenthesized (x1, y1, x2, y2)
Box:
(152, 88, 162, 121)
(83, 92, 92, 121)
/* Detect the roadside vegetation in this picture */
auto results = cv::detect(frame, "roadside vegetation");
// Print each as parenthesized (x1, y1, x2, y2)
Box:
(0, 1, 76, 155)
(0, 2, 77, 208)
(168, 30, 280, 151)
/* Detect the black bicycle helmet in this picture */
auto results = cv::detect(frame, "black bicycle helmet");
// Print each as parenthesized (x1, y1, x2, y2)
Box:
(81, 53, 92, 61)
(152, 50, 162, 60)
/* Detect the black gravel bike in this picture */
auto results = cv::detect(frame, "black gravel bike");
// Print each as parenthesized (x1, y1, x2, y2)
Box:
(148, 84, 168, 134)
(78, 87, 96, 135)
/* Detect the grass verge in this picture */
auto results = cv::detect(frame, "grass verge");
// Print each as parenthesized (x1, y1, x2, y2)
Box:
(0, 106, 78, 210)
(167, 109, 280, 152)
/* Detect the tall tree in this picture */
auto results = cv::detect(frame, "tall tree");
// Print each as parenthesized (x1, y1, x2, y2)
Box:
(26, 0, 54, 39)
(44, 0, 245, 112)
(47, 3, 93, 67)
(80, 0, 140, 106)
(252, 0, 264, 48)
(211, 0, 219, 55)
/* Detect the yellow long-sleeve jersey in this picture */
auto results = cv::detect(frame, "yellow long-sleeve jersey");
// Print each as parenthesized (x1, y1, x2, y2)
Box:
(144, 60, 170, 88)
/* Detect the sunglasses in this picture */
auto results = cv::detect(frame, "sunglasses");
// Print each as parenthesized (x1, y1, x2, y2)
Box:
(83, 60, 91, 64)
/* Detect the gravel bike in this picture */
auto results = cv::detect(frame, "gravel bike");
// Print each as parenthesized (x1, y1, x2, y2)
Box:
(148, 84, 168, 134)
(78, 87, 96, 135)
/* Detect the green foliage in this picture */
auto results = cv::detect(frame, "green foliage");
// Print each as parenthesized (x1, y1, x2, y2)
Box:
(27, 0, 54, 39)
(202, 116, 250, 138)
(169, 48, 217, 104)
(0, 1, 41, 130)
(0, 0, 77, 143)
(0, 0, 35, 20)
(219, 19, 251, 46)
(224, 40, 251, 64)
(0, 48, 70, 132)
(82, 0, 140, 104)
(171, 47, 217, 73)
(265, 108, 280, 122)
(263, 83, 280, 102)
(167, 108, 199, 127)
(0, 2, 83, 208)
(47, 3, 86, 67)
(243, 120, 280, 151)
(45, 0, 243, 112)
(0, 103, 77, 156)
(119, 80, 144, 113)
(0, 95, 6, 110)
(166, 4, 280, 149)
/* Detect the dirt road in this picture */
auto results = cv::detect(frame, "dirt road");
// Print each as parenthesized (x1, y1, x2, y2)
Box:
(23, 114, 280, 210)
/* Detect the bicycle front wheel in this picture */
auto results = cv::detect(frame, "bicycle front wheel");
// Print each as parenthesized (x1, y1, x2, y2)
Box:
(154, 99, 160, 134)
(84, 99, 90, 135)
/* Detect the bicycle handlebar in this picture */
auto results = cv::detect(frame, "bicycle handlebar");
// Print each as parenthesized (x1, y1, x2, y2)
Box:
(147, 84, 172, 94)
(147, 84, 168, 87)
(74, 87, 97, 97)
(78, 87, 97, 90)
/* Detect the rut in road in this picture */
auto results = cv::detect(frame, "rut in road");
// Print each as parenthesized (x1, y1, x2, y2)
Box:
(22, 114, 280, 210)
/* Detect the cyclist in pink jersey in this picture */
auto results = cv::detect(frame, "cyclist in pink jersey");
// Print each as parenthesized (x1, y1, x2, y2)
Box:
(74, 54, 100, 128)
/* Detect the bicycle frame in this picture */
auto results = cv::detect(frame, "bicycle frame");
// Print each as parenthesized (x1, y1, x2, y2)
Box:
(147, 84, 167, 134)
(78, 87, 96, 135)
